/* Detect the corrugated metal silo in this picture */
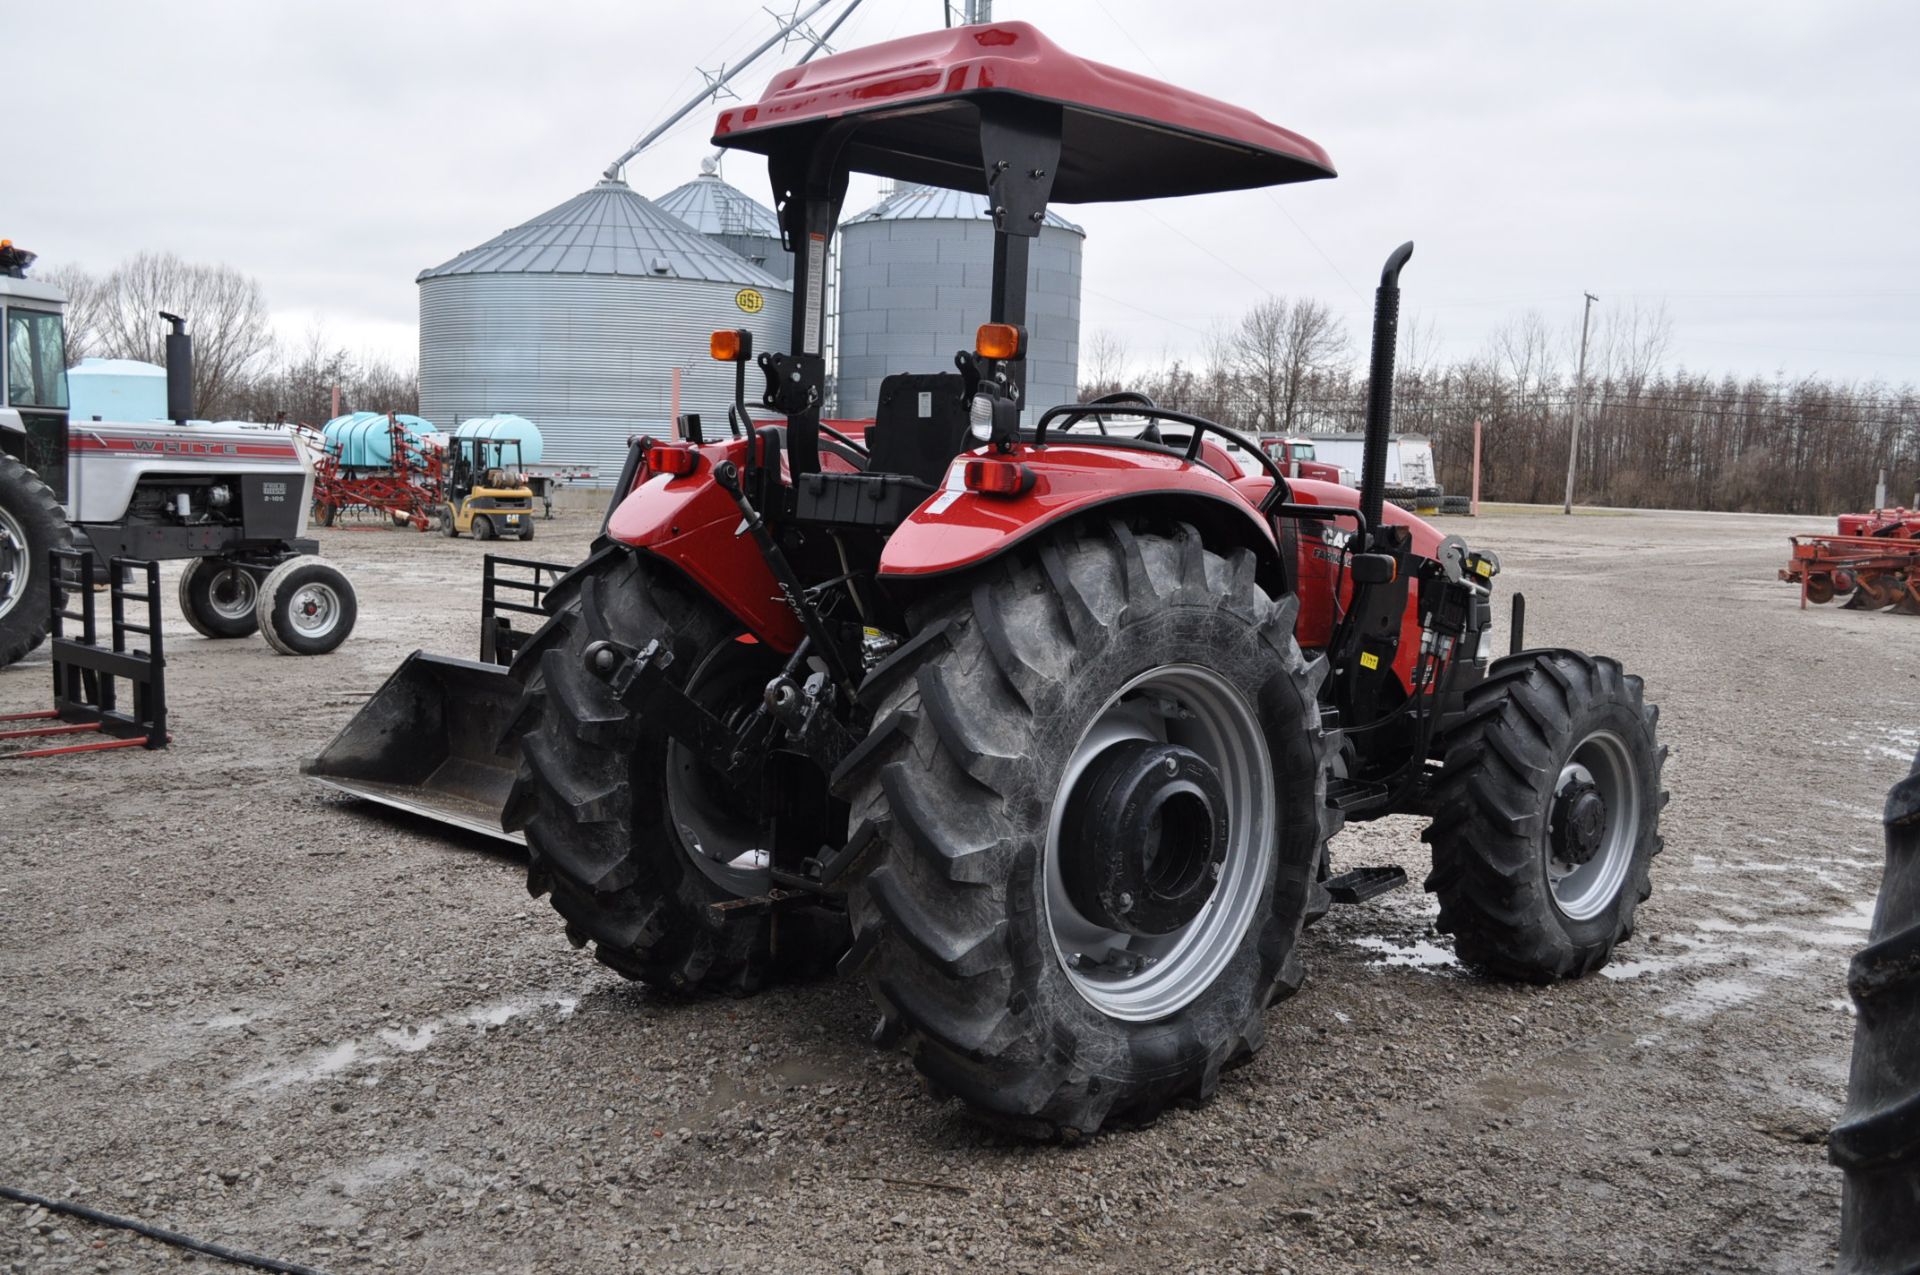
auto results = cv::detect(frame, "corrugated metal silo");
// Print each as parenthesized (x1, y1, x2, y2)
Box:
(834, 184, 1083, 420)
(417, 177, 791, 479)
(656, 158, 793, 286)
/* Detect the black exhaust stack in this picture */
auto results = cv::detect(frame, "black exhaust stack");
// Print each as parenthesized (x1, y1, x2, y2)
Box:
(1359, 243, 1413, 549)
(160, 311, 193, 425)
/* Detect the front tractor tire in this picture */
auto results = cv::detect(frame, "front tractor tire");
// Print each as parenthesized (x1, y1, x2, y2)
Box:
(501, 546, 845, 994)
(0, 452, 73, 669)
(258, 556, 357, 656)
(178, 557, 261, 639)
(838, 521, 1335, 1137)
(1422, 649, 1667, 982)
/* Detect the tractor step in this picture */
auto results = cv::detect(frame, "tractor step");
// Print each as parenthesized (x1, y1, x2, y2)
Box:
(1325, 866, 1408, 904)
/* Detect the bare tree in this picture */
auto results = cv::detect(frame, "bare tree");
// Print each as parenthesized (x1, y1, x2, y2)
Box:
(40, 263, 105, 364)
(1492, 309, 1558, 396)
(89, 252, 272, 419)
(1231, 297, 1348, 435)
(1079, 329, 1131, 399)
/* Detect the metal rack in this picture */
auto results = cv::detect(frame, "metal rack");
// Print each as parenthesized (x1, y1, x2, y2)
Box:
(0, 549, 168, 760)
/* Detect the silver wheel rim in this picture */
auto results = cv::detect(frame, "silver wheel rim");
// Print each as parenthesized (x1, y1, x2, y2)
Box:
(664, 643, 773, 898)
(1548, 729, 1641, 921)
(207, 567, 257, 621)
(1044, 664, 1275, 1022)
(0, 504, 26, 623)
(287, 582, 340, 638)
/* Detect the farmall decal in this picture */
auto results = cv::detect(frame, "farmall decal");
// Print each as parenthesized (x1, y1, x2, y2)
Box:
(1311, 524, 1354, 565)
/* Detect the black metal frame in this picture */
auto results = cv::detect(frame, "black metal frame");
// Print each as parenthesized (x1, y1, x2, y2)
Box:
(479, 553, 572, 667)
(49, 549, 167, 747)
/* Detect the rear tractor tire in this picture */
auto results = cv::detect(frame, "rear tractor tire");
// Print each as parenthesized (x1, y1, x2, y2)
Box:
(0, 452, 73, 669)
(837, 521, 1336, 1136)
(501, 546, 846, 994)
(258, 556, 357, 656)
(1422, 649, 1667, 982)
(1831, 748, 1920, 1275)
(177, 557, 261, 639)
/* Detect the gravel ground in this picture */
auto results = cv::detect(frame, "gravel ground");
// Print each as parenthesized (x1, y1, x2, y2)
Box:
(2, 502, 1910, 1274)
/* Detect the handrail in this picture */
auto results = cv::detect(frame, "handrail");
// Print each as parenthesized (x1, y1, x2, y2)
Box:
(1030, 403, 1299, 509)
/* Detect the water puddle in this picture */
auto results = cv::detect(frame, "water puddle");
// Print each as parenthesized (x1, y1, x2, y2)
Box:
(238, 992, 578, 1091)
(1350, 936, 1460, 972)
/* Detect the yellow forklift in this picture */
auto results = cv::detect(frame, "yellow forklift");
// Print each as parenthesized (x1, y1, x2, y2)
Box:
(440, 437, 535, 541)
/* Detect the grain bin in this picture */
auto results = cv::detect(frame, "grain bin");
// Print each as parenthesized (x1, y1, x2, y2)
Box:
(417, 177, 791, 480)
(656, 158, 792, 286)
(835, 184, 1083, 420)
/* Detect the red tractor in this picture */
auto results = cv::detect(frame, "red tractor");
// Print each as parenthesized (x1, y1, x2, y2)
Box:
(315, 22, 1666, 1136)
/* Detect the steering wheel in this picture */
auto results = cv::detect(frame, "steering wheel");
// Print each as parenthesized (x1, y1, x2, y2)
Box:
(1052, 390, 1157, 436)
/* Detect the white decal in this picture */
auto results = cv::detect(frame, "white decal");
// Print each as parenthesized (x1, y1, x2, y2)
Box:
(927, 461, 969, 516)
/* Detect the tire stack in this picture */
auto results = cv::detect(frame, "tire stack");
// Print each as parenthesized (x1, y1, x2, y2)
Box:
(1831, 748, 1920, 1274)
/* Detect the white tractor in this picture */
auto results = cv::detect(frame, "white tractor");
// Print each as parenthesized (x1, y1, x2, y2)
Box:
(0, 240, 357, 668)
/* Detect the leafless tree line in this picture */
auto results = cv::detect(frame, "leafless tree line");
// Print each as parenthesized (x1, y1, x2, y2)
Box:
(49, 253, 416, 425)
(1082, 299, 1919, 514)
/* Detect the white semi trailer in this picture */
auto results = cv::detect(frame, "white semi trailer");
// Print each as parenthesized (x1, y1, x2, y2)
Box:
(0, 240, 357, 668)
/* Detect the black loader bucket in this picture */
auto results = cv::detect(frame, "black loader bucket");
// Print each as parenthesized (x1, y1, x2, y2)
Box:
(304, 653, 524, 844)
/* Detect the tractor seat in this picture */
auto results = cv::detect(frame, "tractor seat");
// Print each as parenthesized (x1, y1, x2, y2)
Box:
(863, 372, 972, 486)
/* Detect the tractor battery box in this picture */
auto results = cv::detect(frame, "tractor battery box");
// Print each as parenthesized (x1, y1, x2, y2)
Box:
(791, 471, 935, 528)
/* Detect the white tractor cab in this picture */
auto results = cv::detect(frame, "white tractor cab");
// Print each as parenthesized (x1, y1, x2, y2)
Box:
(0, 240, 356, 668)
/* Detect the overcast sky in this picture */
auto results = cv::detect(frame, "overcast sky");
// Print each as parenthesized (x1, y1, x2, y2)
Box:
(10, 1, 1917, 388)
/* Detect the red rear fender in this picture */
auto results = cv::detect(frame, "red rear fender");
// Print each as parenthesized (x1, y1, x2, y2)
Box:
(604, 439, 804, 650)
(878, 443, 1282, 584)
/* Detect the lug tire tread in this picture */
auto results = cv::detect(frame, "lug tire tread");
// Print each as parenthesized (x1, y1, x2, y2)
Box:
(1832, 750, 1920, 1274)
(0, 452, 73, 669)
(837, 519, 1339, 1137)
(1421, 648, 1666, 983)
(501, 547, 844, 994)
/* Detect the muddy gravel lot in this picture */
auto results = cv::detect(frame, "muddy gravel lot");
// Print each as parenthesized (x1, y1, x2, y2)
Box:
(2, 503, 1912, 1274)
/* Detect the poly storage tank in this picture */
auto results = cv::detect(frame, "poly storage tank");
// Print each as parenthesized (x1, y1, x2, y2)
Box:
(417, 177, 791, 480)
(835, 184, 1083, 421)
(656, 158, 792, 286)
(66, 358, 167, 423)
(322, 412, 437, 469)
(455, 414, 544, 464)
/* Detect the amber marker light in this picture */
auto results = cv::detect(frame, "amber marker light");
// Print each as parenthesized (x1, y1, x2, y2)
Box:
(975, 323, 1025, 360)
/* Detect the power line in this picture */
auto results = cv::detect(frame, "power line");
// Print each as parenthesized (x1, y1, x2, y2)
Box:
(1263, 191, 1366, 302)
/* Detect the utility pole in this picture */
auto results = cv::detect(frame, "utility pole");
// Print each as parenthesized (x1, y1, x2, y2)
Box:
(1562, 291, 1598, 515)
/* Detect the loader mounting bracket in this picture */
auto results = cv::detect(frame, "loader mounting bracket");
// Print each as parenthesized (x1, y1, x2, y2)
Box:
(583, 638, 759, 785)
(1324, 865, 1409, 904)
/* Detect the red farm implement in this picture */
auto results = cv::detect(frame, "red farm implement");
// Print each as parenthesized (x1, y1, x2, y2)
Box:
(1782, 508, 1920, 614)
(305, 415, 446, 532)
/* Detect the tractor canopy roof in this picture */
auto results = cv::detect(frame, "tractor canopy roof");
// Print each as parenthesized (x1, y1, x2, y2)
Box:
(711, 22, 1335, 203)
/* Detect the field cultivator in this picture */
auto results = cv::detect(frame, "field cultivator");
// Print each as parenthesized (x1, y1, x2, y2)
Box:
(1782, 508, 1920, 614)
(301, 415, 446, 531)
(308, 21, 1667, 1137)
